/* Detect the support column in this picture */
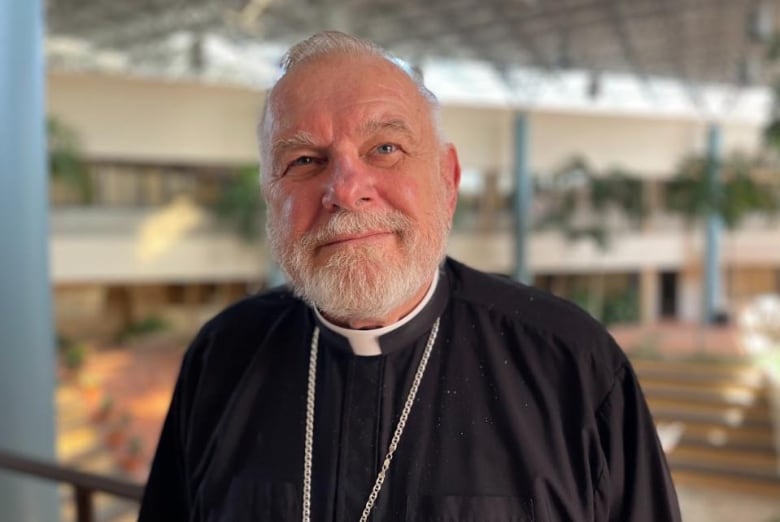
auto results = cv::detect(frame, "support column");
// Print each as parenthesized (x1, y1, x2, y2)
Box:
(640, 267, 660, 326)
(513, 112, 533, 284)
(267, 262, 287, 288)
(0, 0, 59, 520)
(703, 123, 723, 324)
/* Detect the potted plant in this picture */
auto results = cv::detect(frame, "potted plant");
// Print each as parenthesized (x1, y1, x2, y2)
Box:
(103, 411, 132, 451)
(117, 435, 145, 475)
(60, 340, 88, 380)
(90, 394, 114, 424)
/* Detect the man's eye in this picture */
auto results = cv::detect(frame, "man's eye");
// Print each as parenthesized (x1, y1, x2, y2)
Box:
(376, 143, 398, 154)
(291, 156, 315, 166)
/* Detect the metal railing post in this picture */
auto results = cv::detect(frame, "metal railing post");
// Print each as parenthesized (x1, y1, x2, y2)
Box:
(75, 486, 95, 522)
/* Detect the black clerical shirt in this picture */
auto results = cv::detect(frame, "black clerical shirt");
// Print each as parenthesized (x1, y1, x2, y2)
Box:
(139, 258, 681, 522)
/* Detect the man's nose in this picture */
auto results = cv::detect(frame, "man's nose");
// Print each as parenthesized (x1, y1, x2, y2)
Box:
(321, 157, 375, 212)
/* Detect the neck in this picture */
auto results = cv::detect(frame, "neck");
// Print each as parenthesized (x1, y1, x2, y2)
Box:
(321, 275, 436, 330)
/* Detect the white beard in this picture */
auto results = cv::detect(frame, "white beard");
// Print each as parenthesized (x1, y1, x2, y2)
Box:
(268, 207, 450, 325)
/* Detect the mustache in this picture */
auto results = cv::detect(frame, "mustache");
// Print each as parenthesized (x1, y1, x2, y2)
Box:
(300, 211, 412, 248)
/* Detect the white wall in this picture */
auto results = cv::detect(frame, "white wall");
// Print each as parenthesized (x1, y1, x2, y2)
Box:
(48, 72, 262, 165)
(49, 71, 766, 178)
(51, 206, 268, 283)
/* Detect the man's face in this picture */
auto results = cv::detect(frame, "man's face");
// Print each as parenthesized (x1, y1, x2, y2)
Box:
(261, 53, 460, 327)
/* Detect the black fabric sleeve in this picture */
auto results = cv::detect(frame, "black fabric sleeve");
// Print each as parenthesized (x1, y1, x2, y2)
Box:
(137, 330, 209, 522)
(594, 361, 682, 522)
(137, 376, 189, 521)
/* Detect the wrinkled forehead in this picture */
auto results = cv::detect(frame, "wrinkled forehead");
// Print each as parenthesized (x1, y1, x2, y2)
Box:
(260, 54, 433, 152)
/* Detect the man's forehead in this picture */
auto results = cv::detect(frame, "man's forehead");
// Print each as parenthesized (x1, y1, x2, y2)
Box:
(270, 53, 422, 110)
(270, 117, 416, 157)
(268, 71, 426, 133)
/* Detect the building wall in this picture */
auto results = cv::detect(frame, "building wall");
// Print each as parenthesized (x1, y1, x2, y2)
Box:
(47, 71, 777, 330)
(48, 72, 261, 165)
(49, 72, 764, 175)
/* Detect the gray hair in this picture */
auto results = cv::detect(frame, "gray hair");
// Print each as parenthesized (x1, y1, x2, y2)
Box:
(259, 32, 442, 172)
(279, 31, 438, 107)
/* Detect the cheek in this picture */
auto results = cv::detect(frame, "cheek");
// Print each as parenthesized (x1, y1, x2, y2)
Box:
(273, 189, 322, 238)
(384, 174, 425, 211)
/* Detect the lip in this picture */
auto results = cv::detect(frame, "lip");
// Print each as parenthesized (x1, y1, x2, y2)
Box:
(320, 231, 393, 248)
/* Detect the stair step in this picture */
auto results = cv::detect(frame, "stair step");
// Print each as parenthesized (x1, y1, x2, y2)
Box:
(668, 446, 779, 477)
(638, 358, 780, 499)
(672, 469, 780, 498)
(647, 399, 772, 428)
(633, 360, 765, 386)
(668, 422, 776, 452)
(642, 381, 768, 406)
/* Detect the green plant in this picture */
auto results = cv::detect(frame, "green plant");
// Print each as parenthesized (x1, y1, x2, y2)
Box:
(591, 168, 647, 223)
(104, 411, 132, 450)
(535, 157, 646, 250)
(117, 434, 145, 474)
(62, 342, 87, 372)
(117, 314, 170, 343)
(48, 116, 94, 204)
(91, 395, 114, 423)
(665, 154, 779, 228)
(602, 285, 639, 325)
(126, 434, 144, 456)
(212, 164, 266, 241)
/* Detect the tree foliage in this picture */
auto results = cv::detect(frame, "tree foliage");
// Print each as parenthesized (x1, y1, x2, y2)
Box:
(212, 164, 266, 241)
(48, 116, 94, 204)
(665, 154, 779, 228)
(534, 156, 646, 249)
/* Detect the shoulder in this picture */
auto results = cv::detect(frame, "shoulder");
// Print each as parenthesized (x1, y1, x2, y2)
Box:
(446, 258, 611, 346)
(173, 285, 307, 436)
(199, 285, 303, 341)
(444, 257, 627, 397)
(179, 285, 306, 386)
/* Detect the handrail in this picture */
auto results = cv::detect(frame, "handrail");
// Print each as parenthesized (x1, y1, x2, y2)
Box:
(0, 448, 143, 522)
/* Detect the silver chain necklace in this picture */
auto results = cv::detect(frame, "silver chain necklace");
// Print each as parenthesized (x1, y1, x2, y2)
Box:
(301, 317, 441, 522)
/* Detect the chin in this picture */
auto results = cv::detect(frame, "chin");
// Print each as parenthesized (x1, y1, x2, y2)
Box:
(294, 250, 425, 323)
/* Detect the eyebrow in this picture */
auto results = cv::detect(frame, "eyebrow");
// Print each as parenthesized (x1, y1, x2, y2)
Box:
(271, 130, 318, 160)
(270, 118, 416, 161)
(357, 118, 416, 140)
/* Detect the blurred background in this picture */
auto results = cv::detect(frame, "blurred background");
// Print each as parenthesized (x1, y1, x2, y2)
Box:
(3, 0, 780, 520)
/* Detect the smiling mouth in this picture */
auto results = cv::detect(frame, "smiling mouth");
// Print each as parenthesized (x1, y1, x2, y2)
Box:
(320, 231, 393, 249)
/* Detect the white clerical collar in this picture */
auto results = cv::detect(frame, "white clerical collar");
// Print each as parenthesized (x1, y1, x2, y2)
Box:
(314, 271, 440, 357)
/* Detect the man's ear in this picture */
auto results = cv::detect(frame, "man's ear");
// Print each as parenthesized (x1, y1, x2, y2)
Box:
(441, 143, 461, 217)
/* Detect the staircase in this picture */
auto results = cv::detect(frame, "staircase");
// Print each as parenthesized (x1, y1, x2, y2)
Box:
(633, 358, 780, 497)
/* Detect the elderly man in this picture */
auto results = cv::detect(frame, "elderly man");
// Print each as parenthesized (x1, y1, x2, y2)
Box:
(140, 31, 680, 521)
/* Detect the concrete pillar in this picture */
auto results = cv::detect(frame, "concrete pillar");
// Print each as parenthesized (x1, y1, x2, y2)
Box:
(642, 180, 661, 232)
(479, 169, 500, 233)
(513, 112, 533, 284)
(640, 268, 660, 325)
(0, 0, 59, 520)
(703, 123, 723, 324)
(267, 262, 287, 288)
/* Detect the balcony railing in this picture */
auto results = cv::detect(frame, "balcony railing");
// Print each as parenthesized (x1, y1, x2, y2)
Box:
(0, 448, 143, 522)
